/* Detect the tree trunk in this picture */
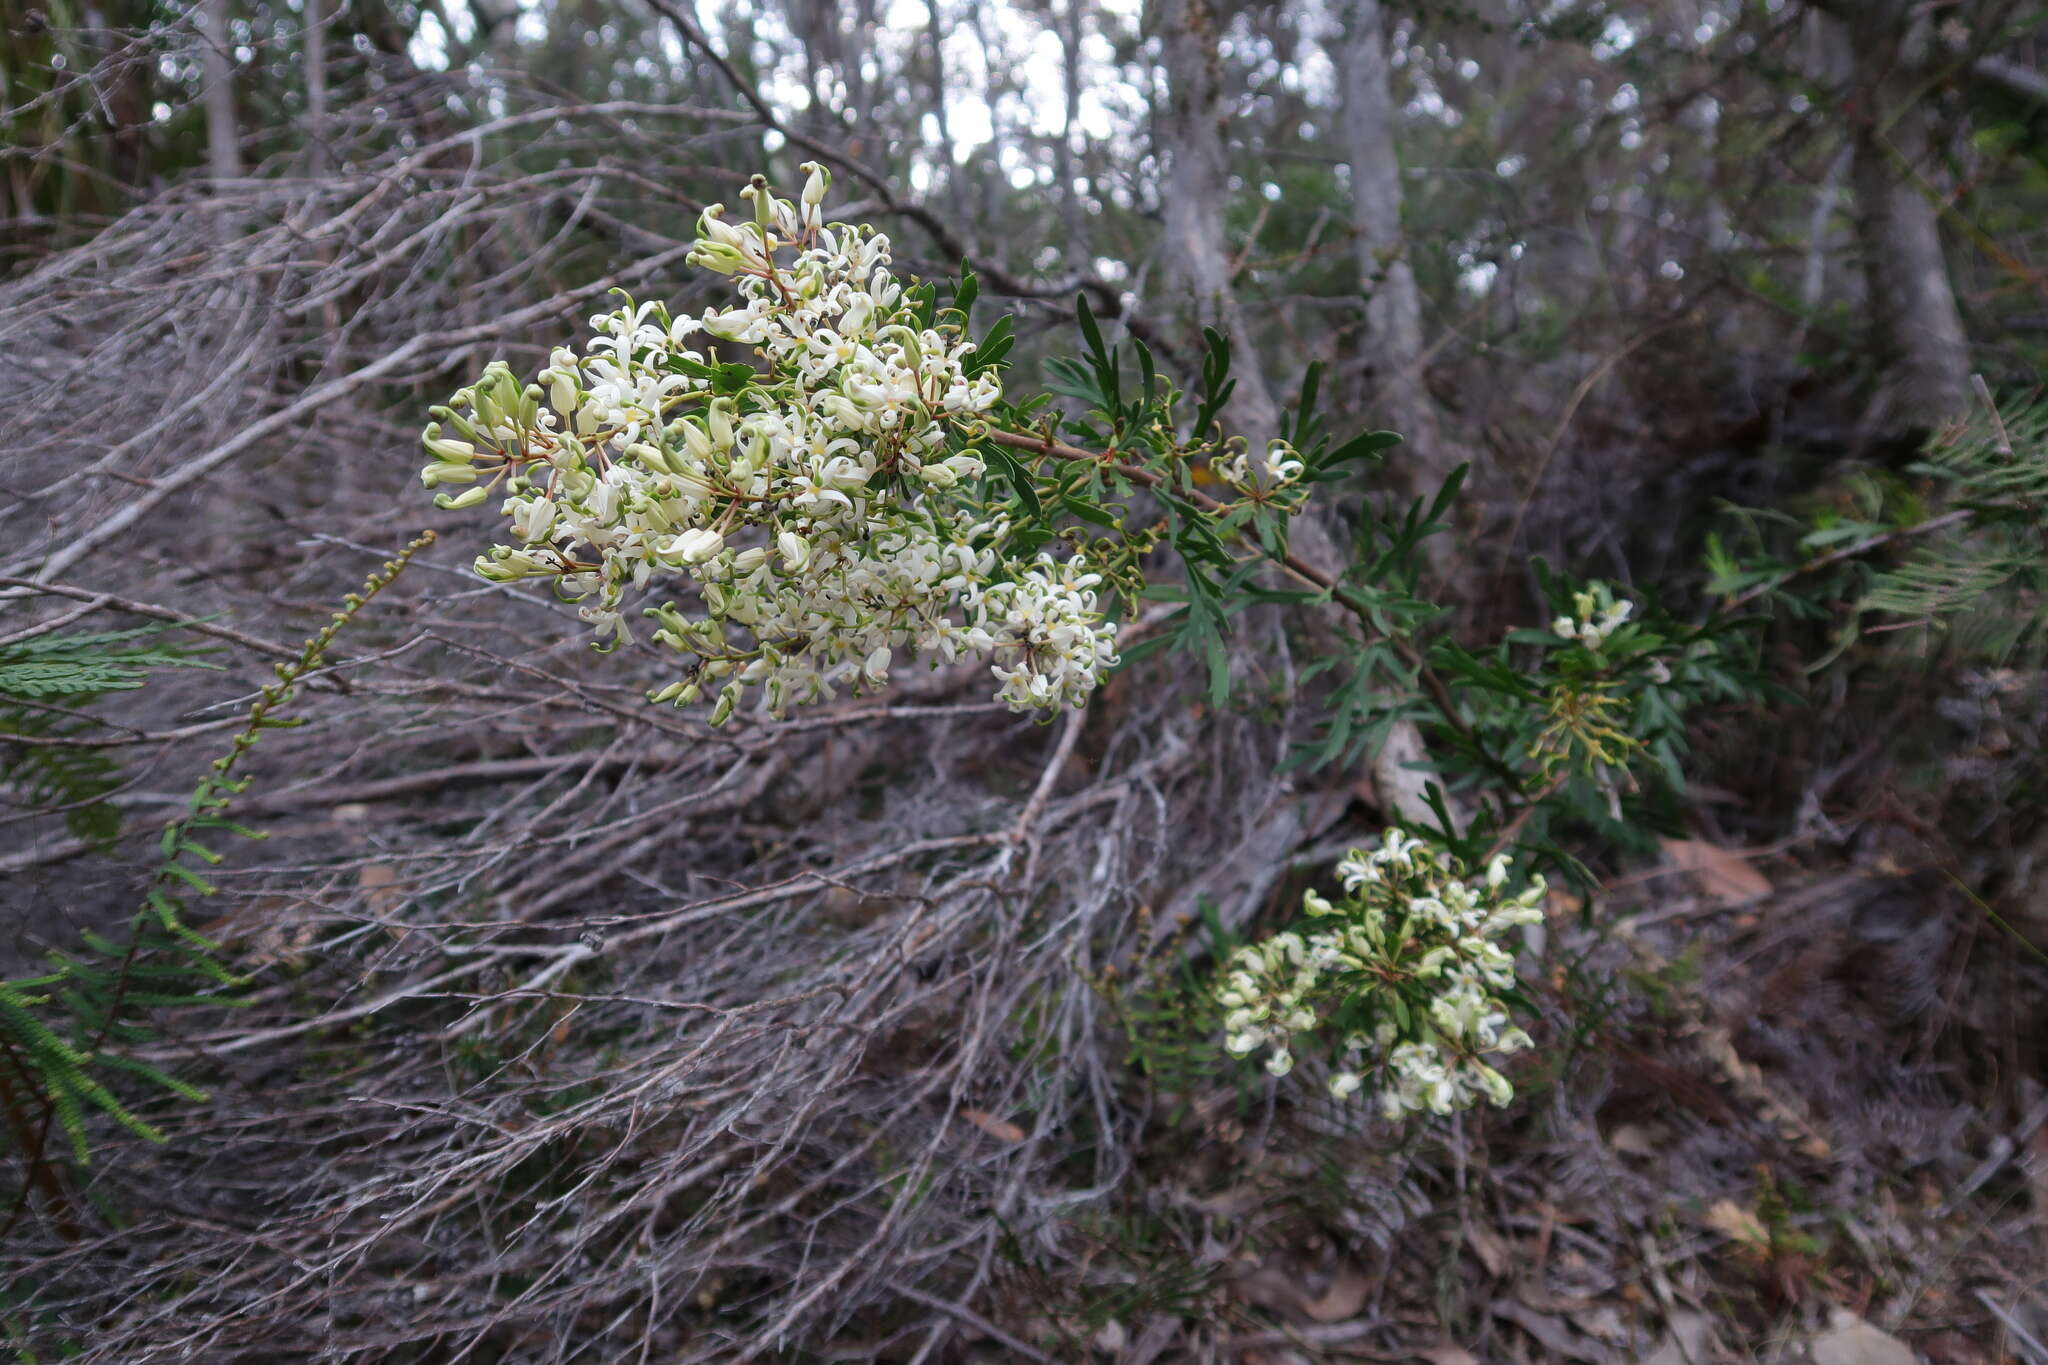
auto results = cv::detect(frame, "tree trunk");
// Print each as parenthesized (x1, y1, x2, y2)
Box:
(1332, 1, 1463, 821)
(1152, 0, 1283, 449)
(197, 0, 241, 186)
(1059, 0, 1087, 271)
(1843, 6, 1970, 428)
(1152, 0, 1444, 832)
(304, 0, 329, 176)
(1338, 0, 1455, 508)
(926, 0, 957, 214)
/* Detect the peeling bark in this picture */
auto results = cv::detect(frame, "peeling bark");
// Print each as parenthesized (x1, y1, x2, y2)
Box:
(1843, 7, 1971, 428)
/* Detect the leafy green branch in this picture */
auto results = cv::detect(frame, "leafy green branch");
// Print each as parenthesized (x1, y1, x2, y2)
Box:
(0, 531, 435, 1233)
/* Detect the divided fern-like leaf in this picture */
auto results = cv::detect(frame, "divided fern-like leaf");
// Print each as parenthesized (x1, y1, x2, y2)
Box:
(1857, 399, 2048, 657)
(0, 532, 431, 1198)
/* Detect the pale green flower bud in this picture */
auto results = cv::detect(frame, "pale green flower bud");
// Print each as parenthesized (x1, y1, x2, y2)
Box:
(744, 175, 773, 230)
(1475, 1064, 1513, 1107)
(688, 244, 751, 276)
(420, 462, 479, 488)
(709, 681, 740, 726)
(548, 369, 580, 416)
(678, 418, 714, 465)
(624, 441, 673, 475)
(777, 530, 811, 571)
(696, 206, 746, 249)
(645, 604, 689, 636)
(433, 486, 491, 509)
(422, 423, 477, 462)
(820, 393, 865, 428)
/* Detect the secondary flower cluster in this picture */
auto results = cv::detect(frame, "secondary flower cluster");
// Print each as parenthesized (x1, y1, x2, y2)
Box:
(1214, 437, 1307, 497)
(418, 164, 1119, 722)
(1551, 583, 1633, 652)
(1218, 830, 1543, 1120)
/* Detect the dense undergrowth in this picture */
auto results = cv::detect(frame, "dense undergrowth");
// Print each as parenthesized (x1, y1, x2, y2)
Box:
(2, 30, 2046, 1362)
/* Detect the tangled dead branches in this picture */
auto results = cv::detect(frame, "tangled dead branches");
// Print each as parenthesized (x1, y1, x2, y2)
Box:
(0, 71, 1362, 1359)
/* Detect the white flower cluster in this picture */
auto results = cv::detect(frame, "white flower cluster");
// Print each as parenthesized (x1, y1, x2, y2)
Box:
(1218, 829, 1544, 1121)
(1214, 438, 1307, 497)
(419, 165, 1119, 722)
(1550, 584, 1633, 652)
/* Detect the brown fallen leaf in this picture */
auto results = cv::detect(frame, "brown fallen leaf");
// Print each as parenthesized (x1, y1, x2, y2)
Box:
(197, 896, 321, 968)
(360, 862, 402, 917)
(1517, 1278, 1600, 1315)
(1572, 1304, 1629, 1345)
(1701, 1198, 1769, 1252)
(956, 1108, 1026, 1143)
(1418, 1342, 1479, 1365)
(1607, 1122, 1662, 1158)
(1301, 1262, 1373, 1323)
(1492, 1299, 1611, 1363)
(1464, 1221, 1513, 1278)
(1810, 1309, 1917, 1365)
(1661, 837, 1772, 904)
(1639, 1310, 1716, 1365)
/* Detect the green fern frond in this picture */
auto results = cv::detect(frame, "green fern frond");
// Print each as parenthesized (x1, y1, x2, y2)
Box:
(1917, 399, 2048, 504)
(1856, 397, 2048, 658)
(0, 622, 217, 699)
(1862, 544, 2034, 620)
(0, 532, 434, 1197)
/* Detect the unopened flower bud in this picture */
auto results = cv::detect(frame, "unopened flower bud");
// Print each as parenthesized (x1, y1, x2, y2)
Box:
(422, 424, 477, 463)
(664, 528, 725, 565)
